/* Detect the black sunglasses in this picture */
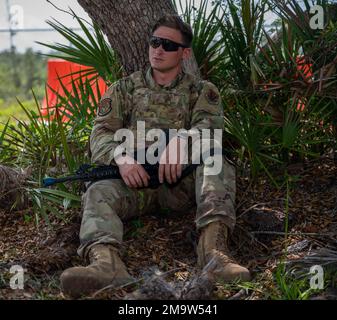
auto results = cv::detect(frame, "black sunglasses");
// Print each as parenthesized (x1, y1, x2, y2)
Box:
(149, 36, 188, 52)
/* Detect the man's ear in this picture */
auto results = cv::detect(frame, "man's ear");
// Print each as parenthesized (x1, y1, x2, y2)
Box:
(182, 47, 192, 60)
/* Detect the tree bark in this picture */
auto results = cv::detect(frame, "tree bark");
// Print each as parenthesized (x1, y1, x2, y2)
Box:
(77, 0, 199, 77)
(0, 165, 27, 210)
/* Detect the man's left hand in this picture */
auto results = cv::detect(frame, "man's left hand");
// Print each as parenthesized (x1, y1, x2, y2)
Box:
(158, 136, 187, 184)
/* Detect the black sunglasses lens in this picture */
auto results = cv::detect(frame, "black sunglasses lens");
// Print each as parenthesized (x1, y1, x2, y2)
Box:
(150, 36, 181, 52)
(150, 37, 161, 48)
(162, 39, 179, 52)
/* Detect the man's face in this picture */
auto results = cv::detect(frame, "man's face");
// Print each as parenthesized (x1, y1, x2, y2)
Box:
(149, 26, 190, 73)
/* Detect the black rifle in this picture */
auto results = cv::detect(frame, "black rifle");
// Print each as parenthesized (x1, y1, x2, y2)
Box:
(42, 162, 199, 189)
(43, 142, 232, 189)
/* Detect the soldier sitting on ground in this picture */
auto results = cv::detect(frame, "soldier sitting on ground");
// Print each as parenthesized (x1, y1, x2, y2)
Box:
(60, 14, 251, 298)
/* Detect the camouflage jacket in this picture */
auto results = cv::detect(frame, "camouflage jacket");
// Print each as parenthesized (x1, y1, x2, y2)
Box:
(90, 67, 224, 165)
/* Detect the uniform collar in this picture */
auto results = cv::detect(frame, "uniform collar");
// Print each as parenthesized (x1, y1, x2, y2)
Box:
(145, 67, 185, 90)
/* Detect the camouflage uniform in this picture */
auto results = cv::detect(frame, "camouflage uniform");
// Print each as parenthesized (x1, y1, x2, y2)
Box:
(77, 67, 236, 260)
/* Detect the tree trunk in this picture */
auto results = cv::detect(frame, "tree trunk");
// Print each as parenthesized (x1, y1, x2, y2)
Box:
(77, 0, 199, 77)
(0, 165, 28, 210)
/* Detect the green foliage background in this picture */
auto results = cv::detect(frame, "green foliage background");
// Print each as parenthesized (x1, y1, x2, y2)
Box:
(0, 49, 46, 101)
(0, 49, 47, 125)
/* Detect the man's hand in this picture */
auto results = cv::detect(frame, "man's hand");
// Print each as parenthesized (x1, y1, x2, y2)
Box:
(159, 136, 187, 184)
(116, 154, 150, 188)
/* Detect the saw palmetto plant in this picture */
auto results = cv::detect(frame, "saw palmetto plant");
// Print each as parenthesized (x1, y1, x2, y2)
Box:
(220, 0, 337, 180)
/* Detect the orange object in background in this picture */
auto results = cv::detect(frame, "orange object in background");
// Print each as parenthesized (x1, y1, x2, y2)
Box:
(295, 56, 313, 112)
(296, 56, 313, 81)
(41, 59, 108, 121)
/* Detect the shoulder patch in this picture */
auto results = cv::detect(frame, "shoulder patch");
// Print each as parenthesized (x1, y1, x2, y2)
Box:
(206, 88, 219, 105)
(98, 98, 112, 116)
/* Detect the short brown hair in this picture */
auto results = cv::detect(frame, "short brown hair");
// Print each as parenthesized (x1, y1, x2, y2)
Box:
(151, 14, 193, 47)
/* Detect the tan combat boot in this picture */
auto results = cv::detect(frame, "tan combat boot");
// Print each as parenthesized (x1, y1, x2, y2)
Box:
(60, 244, 134, 298)
(197, 222, 251, 282)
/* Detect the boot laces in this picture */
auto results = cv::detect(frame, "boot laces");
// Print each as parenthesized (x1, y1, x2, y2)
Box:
(213, 224, 235, 264)
(89, 245, 114, 262)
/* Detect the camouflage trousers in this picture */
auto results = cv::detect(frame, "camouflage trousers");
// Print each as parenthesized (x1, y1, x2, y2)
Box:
(77, 157, 236, 259)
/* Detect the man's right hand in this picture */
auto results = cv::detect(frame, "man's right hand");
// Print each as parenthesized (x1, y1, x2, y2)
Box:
(115, 154, 150, 188)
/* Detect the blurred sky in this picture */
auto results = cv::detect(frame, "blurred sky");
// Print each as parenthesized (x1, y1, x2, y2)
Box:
(0, 0, 89, 53)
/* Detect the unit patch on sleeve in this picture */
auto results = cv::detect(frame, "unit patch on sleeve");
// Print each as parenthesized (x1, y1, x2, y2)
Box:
(98, 98, 112, 116)
(206, 89, 219, 105)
